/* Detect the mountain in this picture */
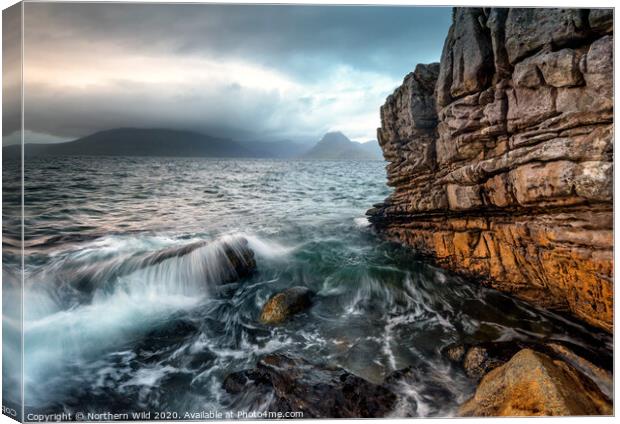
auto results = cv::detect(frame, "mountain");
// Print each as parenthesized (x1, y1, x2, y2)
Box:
(300, 132, 383, 160)
(3, 128, 257, 159)
(239, 139, 312, 159)
(359, 140, 383, 159)
(2, 128, 317, 159)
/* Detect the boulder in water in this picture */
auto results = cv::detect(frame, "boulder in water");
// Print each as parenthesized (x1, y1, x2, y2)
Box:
(259, 286, 313, 324)
(142, 236, 256, 285)
(458, 349, 612, 416)
(223, 354, 396, 418)
(67, 236, 257, 296)
(218, 237, 256, 283)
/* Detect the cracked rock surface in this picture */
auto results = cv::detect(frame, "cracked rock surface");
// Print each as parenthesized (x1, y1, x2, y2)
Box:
(368, 7, 613, 332)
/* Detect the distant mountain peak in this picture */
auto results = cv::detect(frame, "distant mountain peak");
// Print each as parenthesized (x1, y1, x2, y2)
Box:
(319, 131, 351, 144)
(301, 131, 383, 161)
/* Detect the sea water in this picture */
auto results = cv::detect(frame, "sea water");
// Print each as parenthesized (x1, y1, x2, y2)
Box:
(2, 156, 612, 417)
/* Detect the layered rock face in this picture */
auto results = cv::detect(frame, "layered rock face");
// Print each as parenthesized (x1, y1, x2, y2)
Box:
(368, 8, 613, 332)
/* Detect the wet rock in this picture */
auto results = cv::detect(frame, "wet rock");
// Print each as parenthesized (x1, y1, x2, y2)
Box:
(222, 368, 269, 394)
(443, 341, 525, 380)
(443, 343, 466, 363)
(546, 342, 613, 399)
(218, 238, 256, 283)
(462, 346, 508, 380)
(458, 349, 612, 416)
(67, 237, 256, 297)
(142, 237, 257, 285)
(368, 7, 613, 332)
(223, 354, 397, 418)
(259, 286, 313, 324)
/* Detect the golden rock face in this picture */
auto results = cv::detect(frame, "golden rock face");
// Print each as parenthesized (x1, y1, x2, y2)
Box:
(379, 214, 613, 332)
(368, 8, 613, 332)
(458, 349, 612, 416)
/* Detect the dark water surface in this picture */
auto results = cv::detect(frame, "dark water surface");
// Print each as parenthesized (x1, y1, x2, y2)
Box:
(2, 157, 612, 418)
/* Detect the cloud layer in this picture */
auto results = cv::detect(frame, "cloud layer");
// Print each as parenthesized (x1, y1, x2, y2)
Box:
(17, 3, 451, 143)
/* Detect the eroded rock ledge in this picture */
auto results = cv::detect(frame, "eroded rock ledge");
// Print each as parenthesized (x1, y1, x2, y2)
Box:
(367, 8, 613, 332)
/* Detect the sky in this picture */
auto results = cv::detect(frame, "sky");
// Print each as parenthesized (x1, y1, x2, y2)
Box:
(4, 3, 452, 145)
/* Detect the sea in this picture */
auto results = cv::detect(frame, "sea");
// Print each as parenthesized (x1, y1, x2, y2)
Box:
(1, 156, 612, 418)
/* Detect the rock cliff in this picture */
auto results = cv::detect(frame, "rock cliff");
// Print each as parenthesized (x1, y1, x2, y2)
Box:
(368, 8, 613, 332)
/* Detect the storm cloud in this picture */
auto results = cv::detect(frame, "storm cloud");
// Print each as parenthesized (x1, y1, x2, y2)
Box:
(16, 3, 452, 143)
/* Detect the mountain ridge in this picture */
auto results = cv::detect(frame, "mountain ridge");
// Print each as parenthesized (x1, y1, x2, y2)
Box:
(3, 128, 312, 159)
(3, 128, 383, 160)
(300, 131, 382, 160)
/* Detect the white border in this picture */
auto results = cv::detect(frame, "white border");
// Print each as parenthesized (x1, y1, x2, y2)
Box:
(0, 2, 616, 424)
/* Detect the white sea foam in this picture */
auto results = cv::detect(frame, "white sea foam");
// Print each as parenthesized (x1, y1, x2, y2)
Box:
(22, 233, 260, 392)
(243, 233, 296, 259)
(354, 216, 371, 228)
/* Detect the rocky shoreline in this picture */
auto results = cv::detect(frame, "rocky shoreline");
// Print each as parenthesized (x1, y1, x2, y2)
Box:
(367, 7, 613, 333)
(217, 239, 612, 417)
(365, 7, 613, 416)
(222, 338, 612, 417)
(150, 10, 614, 416)
(160, 234, 612, 417)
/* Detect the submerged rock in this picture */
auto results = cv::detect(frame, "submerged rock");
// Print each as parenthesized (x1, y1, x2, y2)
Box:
(223, 354, 396, 418)
(368, 7, 613, 332)
(383, 366, 456, 417)
(259, 286, 313, 324)
(458, 349, 612, 416)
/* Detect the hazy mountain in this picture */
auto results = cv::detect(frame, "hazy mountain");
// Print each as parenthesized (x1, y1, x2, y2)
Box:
(301, 132, 383, 160)
(239, 139, 312, 158)
(2, 128, 303, 159)
(359, 140, 383, 159)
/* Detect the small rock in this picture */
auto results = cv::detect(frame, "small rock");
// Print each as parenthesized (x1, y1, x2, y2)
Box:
(443, 343, 466, 363)
(259, 286, 313, 324)
(459, 349, 612, 416)
(443, 341, 524, 380)
(462, 346, 506, 380)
